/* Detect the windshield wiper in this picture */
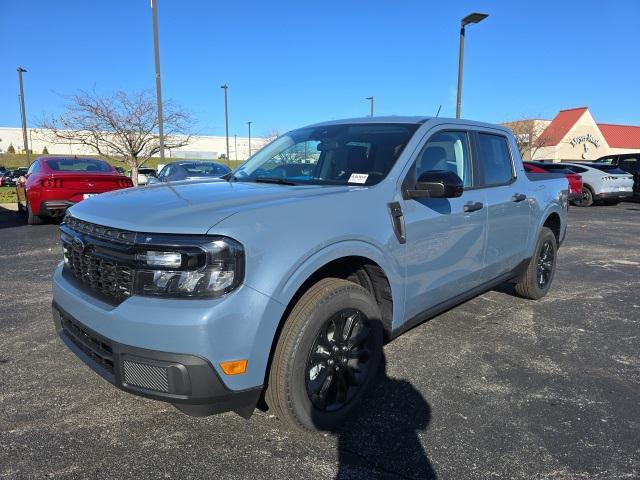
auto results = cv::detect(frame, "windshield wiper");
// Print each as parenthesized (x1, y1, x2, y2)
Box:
(254, 177, 300, 186)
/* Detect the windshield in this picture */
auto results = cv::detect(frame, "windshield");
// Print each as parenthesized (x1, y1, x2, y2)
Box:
(232, 123, 420, 186)
(182, 162, 230, 176)
(45, 159, 114, 172)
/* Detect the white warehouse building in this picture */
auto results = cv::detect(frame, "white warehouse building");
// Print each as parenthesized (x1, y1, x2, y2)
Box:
(0, 127, 268, 162)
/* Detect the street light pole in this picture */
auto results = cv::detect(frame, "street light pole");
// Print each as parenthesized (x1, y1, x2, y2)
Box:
(366, 96, 374, 117)
(151, 0, 165, 162)
(221, 85, 229, 162)
(456, 12, 488, 119)
(247, 121, 252, 157)
(17, 67, 30, 165)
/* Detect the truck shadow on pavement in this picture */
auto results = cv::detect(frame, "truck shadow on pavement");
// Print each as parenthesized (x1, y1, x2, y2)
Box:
(323, 353, 437, 479)
(0, 205, 26, 229)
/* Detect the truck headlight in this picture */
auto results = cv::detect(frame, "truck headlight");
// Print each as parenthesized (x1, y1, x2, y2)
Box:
(133, 236, 245, 298)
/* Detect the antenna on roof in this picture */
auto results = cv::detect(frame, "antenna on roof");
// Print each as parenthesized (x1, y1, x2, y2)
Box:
(435, 105, 442, 118)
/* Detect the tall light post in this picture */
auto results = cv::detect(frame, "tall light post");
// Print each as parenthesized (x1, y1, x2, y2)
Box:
(150, 0, 165, 162)
(366, 96, 374, 117)
(456, 12, 488, 119)
(17, 67, 30, 165)
(221, 84, 229, 162)
(247, 121, 252, 157)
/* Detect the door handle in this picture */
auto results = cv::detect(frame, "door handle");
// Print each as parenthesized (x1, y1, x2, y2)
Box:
(512, 193, 527, 202)
(463, 201, 484, 213)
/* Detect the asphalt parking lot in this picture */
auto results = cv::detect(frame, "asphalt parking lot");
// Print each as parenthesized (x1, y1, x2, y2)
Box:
(0, 202, 639, 480)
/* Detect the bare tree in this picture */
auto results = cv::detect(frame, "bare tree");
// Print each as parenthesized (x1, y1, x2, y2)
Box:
(39, 90, 192, 184)
(503, 119, 554, 161)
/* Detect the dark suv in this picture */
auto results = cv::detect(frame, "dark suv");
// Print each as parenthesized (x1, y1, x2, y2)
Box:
(596, 153, 640, 196)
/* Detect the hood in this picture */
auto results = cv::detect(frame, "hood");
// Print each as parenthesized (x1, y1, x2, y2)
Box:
(68, 179, 350, 234)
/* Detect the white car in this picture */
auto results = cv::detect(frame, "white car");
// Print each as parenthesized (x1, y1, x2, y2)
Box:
(136, 168, 157, 185)
(563, 162, 634, 206)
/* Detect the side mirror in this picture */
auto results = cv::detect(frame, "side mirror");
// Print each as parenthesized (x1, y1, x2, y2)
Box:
(146, 176, 160, 185)
(407, 170, 464, 199)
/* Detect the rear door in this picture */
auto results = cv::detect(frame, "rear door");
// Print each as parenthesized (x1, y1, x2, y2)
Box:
(399, 127, 488, 320)
(473, 130, 531, 278)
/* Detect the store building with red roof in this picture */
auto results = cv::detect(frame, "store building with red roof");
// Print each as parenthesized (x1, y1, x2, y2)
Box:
(503, 107, 640, 162)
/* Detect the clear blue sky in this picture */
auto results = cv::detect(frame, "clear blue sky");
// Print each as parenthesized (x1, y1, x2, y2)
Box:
(1, 0, 638, 137)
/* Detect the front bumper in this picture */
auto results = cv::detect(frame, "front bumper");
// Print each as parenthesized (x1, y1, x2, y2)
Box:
(53, 302, 261, 417)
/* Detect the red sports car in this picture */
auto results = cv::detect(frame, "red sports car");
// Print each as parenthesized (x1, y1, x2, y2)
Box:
(16, 156, 133, 225)
(524, 161, 583, 200)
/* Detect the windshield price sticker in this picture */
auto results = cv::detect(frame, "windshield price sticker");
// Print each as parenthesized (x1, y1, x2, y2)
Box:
(348, 173, 369, 184)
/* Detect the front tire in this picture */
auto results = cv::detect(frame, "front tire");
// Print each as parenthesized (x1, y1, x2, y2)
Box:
(514, 227, 557, 300)
(265, 278, 383, 432)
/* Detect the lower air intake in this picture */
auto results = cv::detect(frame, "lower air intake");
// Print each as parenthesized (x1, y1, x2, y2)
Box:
(122, 360, 169, 393)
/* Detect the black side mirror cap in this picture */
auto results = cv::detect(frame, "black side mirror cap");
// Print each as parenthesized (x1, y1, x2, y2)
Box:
(407, 170, 464, 199)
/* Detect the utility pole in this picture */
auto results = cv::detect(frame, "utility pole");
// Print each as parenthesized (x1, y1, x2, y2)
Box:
(221, 85, 229, 162)
(456, 12, 488, 119)
(151, 0, 165, 162)
(17, 67, 30, 165)
(247, 121, 252, 157)
(366, 96, 374, 117)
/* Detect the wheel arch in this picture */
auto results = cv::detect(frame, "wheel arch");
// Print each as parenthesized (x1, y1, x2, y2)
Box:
(260, 245, 400, 399)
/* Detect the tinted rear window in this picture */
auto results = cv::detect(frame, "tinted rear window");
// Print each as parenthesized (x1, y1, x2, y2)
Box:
(46, 159, 113, 172)
(477, 133, 514, 185)
(587, 164, 628, 174)
(182, 163, 230, 176)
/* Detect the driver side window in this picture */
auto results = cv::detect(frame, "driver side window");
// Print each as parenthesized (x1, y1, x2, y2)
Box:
(414, 131, 472, 187)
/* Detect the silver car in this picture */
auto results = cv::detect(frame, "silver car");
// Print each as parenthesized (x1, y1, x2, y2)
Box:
(563, 162, 634, 206)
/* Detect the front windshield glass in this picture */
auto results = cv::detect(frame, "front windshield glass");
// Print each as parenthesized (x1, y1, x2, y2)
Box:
(233, 123, 420, 186)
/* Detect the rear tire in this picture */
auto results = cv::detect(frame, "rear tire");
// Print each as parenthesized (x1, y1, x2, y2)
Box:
(265, 278, 383, 432)
(514, 227, 557, 300)
(27, 203, 43, 225)
(573, 186, 593, 207)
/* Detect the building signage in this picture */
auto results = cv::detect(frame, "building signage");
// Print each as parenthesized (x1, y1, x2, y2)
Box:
(570, 133, 601, 159)
(570, 133, 600, 148)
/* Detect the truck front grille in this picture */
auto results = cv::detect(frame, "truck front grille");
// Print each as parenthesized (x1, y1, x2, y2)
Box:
(65, 243, 134, 302)
(61, 217, 135, 304)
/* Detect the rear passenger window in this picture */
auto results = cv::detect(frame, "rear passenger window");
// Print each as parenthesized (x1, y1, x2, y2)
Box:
(477, 133, 514, 186)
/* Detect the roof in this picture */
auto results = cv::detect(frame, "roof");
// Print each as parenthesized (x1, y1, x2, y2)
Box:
(597, 124, 640, 149)
(307, 116, 511, 133)
(538, 107, 588, 146)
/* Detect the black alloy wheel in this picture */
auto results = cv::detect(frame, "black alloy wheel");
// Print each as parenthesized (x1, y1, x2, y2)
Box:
(536, 239, 554, 289)
(305, 308, 373, 412)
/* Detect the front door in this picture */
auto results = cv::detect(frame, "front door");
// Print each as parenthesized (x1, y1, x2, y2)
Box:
(400, 129, 488, 321)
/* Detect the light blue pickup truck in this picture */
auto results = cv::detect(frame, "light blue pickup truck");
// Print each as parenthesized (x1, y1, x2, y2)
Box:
(52, 117, 568, 431)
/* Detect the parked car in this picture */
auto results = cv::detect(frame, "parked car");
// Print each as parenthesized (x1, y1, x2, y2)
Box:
(52, 117, 568, 431)
(151, 161, 231, 183)
(134, 167, 157, 185)
(0, 171, 16, 187)
(16, 156, 133, 225)
(0, 168, 28, 187)
(595, 153, 640, 197)
(561, 162, 634, 206)
(524, 161, 583, 201)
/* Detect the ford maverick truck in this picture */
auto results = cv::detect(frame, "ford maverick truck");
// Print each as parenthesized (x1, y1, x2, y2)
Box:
(52, 117, 568, 431)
